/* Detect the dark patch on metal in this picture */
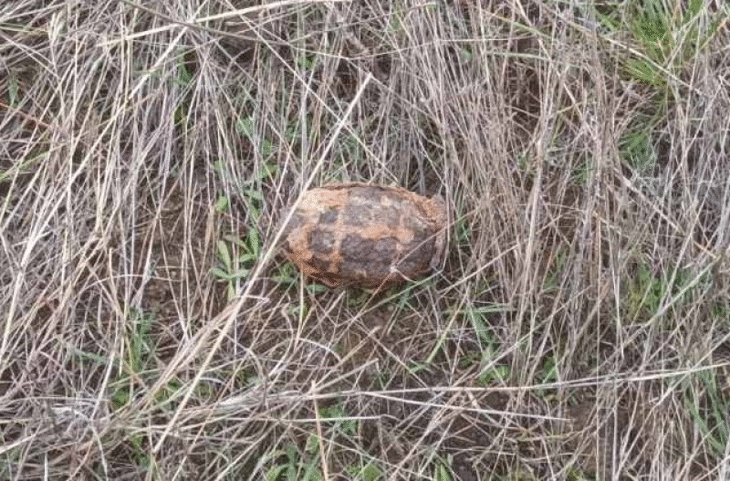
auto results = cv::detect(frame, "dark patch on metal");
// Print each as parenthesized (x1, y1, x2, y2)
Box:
(320, 209, 339, 225)
(307, 256, 330, 273)
(310, 229, 336, 254)
(398, 238, 433, 271)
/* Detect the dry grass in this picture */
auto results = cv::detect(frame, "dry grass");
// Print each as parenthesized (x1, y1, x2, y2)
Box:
(2, 0, 730, 479)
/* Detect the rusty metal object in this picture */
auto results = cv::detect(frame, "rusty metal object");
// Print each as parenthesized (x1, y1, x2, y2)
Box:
(280, 183, 447, 288)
